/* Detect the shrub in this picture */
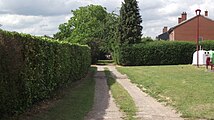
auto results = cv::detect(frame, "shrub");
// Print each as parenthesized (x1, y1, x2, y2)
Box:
(116, 41, 196, 66)
(0, 30, 91, 117)
(200, 40, 214, 50)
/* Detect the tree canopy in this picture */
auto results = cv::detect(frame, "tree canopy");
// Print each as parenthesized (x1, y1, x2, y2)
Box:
(54, 5, 107, 43)
(118, 0, 143, 45)
(54, 5, 119, 62)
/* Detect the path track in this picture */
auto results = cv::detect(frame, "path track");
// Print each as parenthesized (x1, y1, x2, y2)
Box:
(107, 65, 184, 120)
(85, 66, 123, 120)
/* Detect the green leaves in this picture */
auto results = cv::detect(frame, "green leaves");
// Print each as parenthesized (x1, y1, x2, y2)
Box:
(54, 5, 108, 44)
(54, 5, 119, 63)
(117, 41, 196, 66)
(0, 29, 91, 117)
(118, 0, 142, 45)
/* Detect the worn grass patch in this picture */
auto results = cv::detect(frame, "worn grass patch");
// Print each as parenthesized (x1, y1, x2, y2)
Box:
(117, 65, 214, 119)
(14, 67, 96, 120)
(105, 68, 137, 120)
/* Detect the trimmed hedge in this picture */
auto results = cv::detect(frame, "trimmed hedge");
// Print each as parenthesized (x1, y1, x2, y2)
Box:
(200, 40, 214, 50)
(116, 41, 196, 66)
(0, 30, 91, 117)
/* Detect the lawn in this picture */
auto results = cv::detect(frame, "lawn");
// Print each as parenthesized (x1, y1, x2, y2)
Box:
(105, 68, 137, 120)
(117, 65, 214, 119)
(15, 67, 96, 120)
(97, 60, 114, 65)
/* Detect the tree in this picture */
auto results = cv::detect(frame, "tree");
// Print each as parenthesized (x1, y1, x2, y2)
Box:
(54, 5, 108, 43)
(118, 0, 143, 45)
(100, 13, 119, 53)
(54, 5, 118, 62)
(54, 23, 72, 40)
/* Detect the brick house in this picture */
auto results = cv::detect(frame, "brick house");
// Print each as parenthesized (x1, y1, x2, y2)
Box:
(158, 10, 214, 42)
(156, 26, 169, 40)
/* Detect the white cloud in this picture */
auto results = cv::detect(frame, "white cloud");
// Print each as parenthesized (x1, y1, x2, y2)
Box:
(0, 0, 214, 38)
(0, 0, 86, 16)
(0, 14, 67, 36)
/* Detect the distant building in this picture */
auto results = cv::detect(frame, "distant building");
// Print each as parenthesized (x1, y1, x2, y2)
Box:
(157, 10, 214, 42)
(156, 26, 169, 40)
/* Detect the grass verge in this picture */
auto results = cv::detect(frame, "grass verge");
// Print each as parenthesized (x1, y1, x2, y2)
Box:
(104, 68, 137, 120)
(15, 67, 96, 120)
(97, 60, 114, 65)
(117, 65, 214, 119)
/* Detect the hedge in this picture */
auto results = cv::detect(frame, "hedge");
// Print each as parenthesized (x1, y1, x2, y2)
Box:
(116, 40, 214, 66)
(116, 41, 196, 66)
(200, 40, 214, 50)
(0, 30, 91, 117)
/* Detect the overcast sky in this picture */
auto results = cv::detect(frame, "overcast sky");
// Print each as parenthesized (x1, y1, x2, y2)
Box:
(0, 0, 214, 38)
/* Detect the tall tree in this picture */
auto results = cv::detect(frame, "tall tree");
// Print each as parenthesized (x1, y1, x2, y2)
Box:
(54, 5, 118, 62)
(101, 13, 119, 53)
(54, 5, 108, 44)
(118, 0, 143, 44)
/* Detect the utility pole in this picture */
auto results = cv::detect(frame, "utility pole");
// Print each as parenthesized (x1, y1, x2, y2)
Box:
(195, 9, 201, 68)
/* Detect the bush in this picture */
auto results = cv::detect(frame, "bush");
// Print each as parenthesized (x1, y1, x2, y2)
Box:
(0, 30, 91, 117)
(116, 41, 196, 66)
(200, 40, 214, 50)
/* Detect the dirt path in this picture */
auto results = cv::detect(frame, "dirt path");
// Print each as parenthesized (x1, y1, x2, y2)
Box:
(107, 65, 184, 120)
(85, 65, 123, 120)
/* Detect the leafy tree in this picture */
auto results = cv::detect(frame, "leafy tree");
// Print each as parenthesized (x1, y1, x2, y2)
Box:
(54, 23, 72, 40)
(141, 37, 154, 43)
(118, 0, 143, 45)
(54, 5, 118, 62)
(98, 13, 119, 60)
(100, 13, 119, 53)
(54, 5, 108, 43)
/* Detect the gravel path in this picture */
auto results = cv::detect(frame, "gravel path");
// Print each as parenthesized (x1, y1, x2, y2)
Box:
(85, 66, 123, 120)
(107, 65, 184, 120)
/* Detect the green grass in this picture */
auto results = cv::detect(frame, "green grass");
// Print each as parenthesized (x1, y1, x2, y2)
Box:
(97, 60, 114, 65)
(17, 67, 96, 120)
(104, 68, 137, 120)
(117, 65, 214, 119)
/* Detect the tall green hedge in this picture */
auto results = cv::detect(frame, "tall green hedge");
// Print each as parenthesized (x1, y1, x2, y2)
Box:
(0, 30, 91, 117)
(116, 41, 196, 66)
(200, 40, 214, 50)
(116, 40, 214, 66)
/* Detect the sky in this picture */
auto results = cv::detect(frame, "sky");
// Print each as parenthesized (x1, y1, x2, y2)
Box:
(0, 0, 214, 38)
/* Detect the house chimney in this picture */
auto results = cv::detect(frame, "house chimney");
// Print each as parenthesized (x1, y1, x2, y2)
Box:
(181, 12, 187, 21)
(163, 26, 168, 33)
(178, 17, 182, 24)
(205, 10, 208, 16)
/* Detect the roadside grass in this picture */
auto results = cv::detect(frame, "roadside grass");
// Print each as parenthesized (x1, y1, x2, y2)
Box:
(104, 68, 137, 120)
(16, 67, 96, 120)
(117, 65, 214, 119)
(97, 60, 114, 65)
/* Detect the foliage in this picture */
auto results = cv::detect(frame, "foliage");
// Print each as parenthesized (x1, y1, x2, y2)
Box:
(26, 67, 96, 120)
(116, 41, 196, 65)
(118, 0, 142, 45)
(54, 23, 73, 40)
(105, 68, 137, 120)
(141, 37, 154, 43)
(97, 60, 114, 65)
(65, 5, 107, 44)
(54, 5, 119, 62)
(117, 65, 214, 119)
(101, 13, 119, 53)
(200, 40, 214, 50)
(0, 29, 91, 118)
